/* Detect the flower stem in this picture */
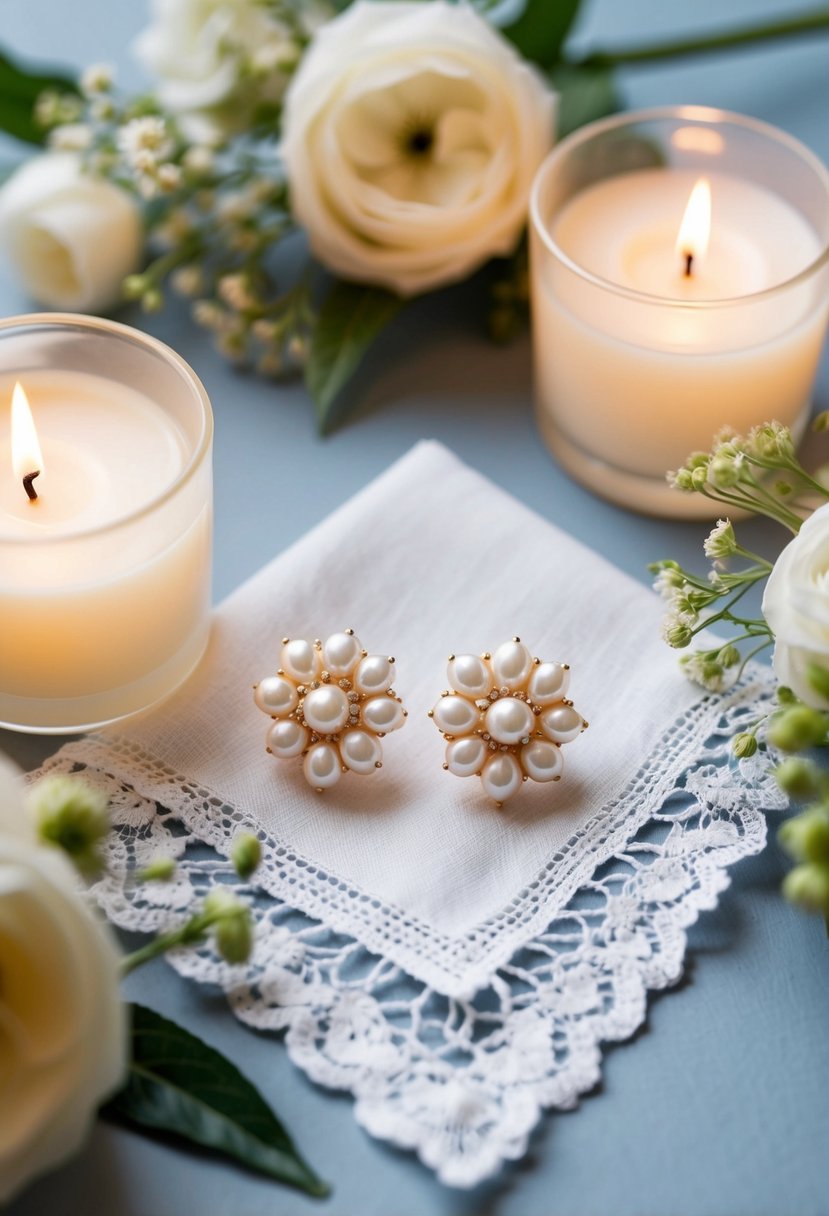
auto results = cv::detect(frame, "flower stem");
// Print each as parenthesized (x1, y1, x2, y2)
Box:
(120, 911, 213, 976)
(575, 8, 829, 69)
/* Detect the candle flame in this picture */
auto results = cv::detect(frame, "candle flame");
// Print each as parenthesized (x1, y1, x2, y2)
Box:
(676, 177, 711, 274)
(11, 381, 44, 496)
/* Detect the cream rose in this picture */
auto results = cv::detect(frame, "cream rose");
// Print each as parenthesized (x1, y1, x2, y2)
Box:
(0, 153, 142, 312)
(281, 0, 556, 295)
(134, 0, 323, 140)
(762, 502, 829, 708)
(0, 755, 126, 1203)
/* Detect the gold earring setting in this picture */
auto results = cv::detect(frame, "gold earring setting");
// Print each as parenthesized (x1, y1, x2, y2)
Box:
(429, 638, 587, 806)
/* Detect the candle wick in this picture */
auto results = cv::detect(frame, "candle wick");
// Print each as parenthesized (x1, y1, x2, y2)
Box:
(683, 251, 693, 278)
(22, 470, 40, 502)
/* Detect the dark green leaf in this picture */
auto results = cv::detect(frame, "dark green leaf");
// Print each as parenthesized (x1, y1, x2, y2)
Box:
(306, 280, 404, 434)
(501, 0, 582, 67)
(549, 62, 620, 139)
(103, 1004, 329, 1198)
(0, 48, 78, 145)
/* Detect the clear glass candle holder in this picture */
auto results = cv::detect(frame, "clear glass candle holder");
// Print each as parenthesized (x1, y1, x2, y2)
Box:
(529, 106, 829, 517)
(0, 314, 213, 733)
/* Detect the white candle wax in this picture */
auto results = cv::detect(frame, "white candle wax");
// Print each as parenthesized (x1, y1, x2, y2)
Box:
(531, 163, 829, 516)
(0, 364, 211, 732)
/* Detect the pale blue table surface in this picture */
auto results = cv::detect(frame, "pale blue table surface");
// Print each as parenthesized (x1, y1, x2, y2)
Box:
(2, 2, 829, 1213)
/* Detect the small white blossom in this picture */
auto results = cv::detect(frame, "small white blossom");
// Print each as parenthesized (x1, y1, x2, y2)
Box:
(172, 266, 205, 297)
(652, 566, 685, 601)
(218, 273, 257, 312)
(182, 145, 215, 176)
(251, 318, 281, 344)
(156, 162, 184, 192)
(192, 299, 229, 331)
(680, 652, 733, 693)
(49, 123, 93, 151)
(80, 63, 114, 96)
(117, 116, 174, 169)
(703, 518, 737, 560)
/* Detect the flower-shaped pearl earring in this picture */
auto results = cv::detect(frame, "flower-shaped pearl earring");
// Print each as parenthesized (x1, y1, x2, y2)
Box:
(429, 638, 587, 806)
(254, 630, 407, 791)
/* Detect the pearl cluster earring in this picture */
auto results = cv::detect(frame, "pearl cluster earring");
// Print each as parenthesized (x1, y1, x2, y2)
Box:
(429, 638, 587, 805)
(254, 630, 407, 791)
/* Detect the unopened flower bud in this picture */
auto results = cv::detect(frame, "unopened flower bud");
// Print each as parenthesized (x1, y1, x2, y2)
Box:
(779, 808, 829, 865)
(782, 862, 829, 915)
(231, 832, 262, 880)
(139, 856, 177, 882)
(768, 705, 828, 752)
(775, 758, 824, 801)
(709, 456, 741, 488)
(29, 775, 110, 875)
(123, 274, 148, 300)
(732, 732, 758, 759)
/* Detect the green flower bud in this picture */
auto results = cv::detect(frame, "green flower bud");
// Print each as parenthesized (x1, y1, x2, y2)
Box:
(807, 661, 829, 705)
(669, 468, 695, 492)
(777, 685, 798, 705)
(732, 732, 758, 759)
(782, 862, 829, 915)
(747, 422, 794, 461)
(778, 808, 829, 864)
(708, 456, 741, 488)
(690, 466, 709, 491)
(141, 287, 164, 314)
(717, 645, 741, 669)
(29, 775, 110, 875)
(775, 758, 825, 801)
(664, 620, 693, 649)
(123, 274, 147, 300)
(231, 832, 262, 880)
(139, 856, 177, 882)
(768, 706, 829, 751)
(687, 452, 711, 470)
(204, 888, 254, 964)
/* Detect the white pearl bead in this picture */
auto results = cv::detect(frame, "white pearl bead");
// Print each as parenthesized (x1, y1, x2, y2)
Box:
(521, 739, 563, 783)
(540, 704, 583, 744)
(447, 654, 491, 698)
(431, 695, 480, 737)
(322, 631, 362, 677)
(445, 736, 486, 778)
(528, 662, 569, 706)
(354, 654, 393, 694)
(303, 742, 341, 789)
(302, 685, 350, 734)
(340, 729, 382, 775)
(484, 697, 535, 745)
(254, 676, 298, 717)
(491, 640, 533, 690)
(480, 754, 522, 803)
(267, 718, 308, 759)
(362, 696, 406, 734)
(281, 638, 320, 683)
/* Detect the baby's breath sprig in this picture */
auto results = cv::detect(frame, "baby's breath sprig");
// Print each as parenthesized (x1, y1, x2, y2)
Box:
(40, 60, 316, 376)
(668, 422, 829, 533)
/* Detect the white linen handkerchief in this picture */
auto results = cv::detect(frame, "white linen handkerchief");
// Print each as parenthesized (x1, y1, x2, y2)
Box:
(59, 441, 707, 996)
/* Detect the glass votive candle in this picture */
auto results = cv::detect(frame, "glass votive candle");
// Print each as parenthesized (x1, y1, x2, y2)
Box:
(0, 314, 213, 733)
(529, 106, 829, 516)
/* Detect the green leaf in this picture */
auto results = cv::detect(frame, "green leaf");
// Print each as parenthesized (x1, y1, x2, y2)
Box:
(500, 0, 582, 67)
(306, 280, 403, 434)
(103, 1004, 329, 1198)
(549, 62, 620, 139)
(0, 48, 78, 145)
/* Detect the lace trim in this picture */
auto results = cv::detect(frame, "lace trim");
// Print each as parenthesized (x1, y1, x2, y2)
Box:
(40, 675, 776, 998)
(33, 673, 785, 1187)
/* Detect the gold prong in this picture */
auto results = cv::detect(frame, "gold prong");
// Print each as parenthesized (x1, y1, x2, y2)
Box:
(443, 763, 449, 770)
(448, 653, 455, 661)
(563, 663, 570, 670)
(265, 746, 272, 753)
(582, 720, 589, 729)
(253, 683, 259, 689)
(534, 656, 541, 665)
(427, 710, 434, 717)
(483, 652, 491, 660)
(282, 637, 290, 645)
(315, 787, 323, 794)
(346, 627, 354, 635)
(388, 656, 395, 664)
(513, 636, 520, 643)
(495, 801, 503, 809)
(553, 775, 561, 781)
(522, 775, 528, 781)
(375, 761, 382, 769)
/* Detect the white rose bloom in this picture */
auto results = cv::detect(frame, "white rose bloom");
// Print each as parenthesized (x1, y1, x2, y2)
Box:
(762, 501, 829, 708)
(0, 755, 126, 1203)
(281, 0, 556, 296)
(0, 153, 142, 312)
(134, 0, 306, 140)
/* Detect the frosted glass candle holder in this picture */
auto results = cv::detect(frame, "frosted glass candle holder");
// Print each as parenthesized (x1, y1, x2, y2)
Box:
(529, 106, 829, 517)
(0, 314, 213, 733)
